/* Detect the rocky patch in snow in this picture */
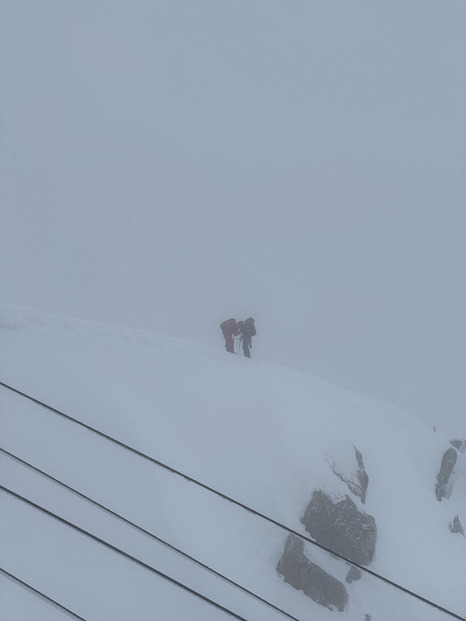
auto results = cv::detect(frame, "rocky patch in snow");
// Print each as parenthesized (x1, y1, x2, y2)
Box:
(278, 446, 377, 612)
(435, 447, 457, 501)
(301, 490, 377, 566)
(328, 445, 369, 504)
(345, 566, 362, 583)
(449, 515, 464, 536)
(277, 534, 348, 612)
(450, 438, 466, 453)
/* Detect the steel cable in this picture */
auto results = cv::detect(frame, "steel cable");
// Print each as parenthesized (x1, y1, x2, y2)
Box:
(0, 485, 250, 621)
(0, 567, 87, 620)
(0, 447, 300, 621)
(1, 380, 465, 621)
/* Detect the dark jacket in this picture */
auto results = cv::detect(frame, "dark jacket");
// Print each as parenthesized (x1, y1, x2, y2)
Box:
(241, 318, 256, 343)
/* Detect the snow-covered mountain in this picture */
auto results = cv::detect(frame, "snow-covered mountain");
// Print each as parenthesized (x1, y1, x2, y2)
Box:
(1, 305, 465, 621)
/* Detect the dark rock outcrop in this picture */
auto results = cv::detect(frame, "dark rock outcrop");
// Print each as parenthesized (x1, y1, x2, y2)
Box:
(329, 446, 369, 504)
(450, 438, 466, 453)
(277, 534, 348, 611)
(301, 490, 377, 566)
(345, 566, 362, 583)
(435, 447, 457, 501)
(449, 515, 464, 535)
(354, 448, 370, 503)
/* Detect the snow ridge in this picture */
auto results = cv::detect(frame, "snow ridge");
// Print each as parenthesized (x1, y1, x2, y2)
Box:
(1, 306, 465, 620)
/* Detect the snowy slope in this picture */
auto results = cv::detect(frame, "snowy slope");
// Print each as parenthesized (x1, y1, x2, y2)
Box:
(0, 305, 465, 621)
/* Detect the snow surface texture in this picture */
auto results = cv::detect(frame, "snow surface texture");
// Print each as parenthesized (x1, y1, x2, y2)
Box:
(0, 304, 465, 621)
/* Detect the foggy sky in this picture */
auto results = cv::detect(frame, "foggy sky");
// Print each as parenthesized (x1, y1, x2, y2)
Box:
(1, 1, 465, 433)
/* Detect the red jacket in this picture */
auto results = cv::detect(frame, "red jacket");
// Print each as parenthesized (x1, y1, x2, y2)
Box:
(220, 318, 241, 337)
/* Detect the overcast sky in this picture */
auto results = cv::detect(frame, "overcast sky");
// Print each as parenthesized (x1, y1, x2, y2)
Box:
(1, 0, 465, 433)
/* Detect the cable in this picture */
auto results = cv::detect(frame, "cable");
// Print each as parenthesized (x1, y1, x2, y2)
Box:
(1, 380, 465, 621)
(0, 567, 87, 620)
(0, 447, 300, 621)
(0, 485, 250, 621)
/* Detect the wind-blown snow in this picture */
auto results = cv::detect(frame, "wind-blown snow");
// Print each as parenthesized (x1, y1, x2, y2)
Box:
(1, 305, 465, 620)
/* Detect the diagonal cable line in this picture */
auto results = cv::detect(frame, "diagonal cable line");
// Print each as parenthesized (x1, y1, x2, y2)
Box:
(0, 567, 87, 620)
(1, 380, 465, 621)
(0, 485, 250, 621)
(0, 447, 300, 621)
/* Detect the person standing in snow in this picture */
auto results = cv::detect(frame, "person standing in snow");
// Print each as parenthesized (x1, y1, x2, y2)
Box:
(220, 318, 242, 353)
(239, 317, 256, 358)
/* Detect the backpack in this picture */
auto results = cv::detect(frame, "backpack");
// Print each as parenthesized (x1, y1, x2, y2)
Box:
(242, 318, 256, 338)
(220, 318, 237, 334)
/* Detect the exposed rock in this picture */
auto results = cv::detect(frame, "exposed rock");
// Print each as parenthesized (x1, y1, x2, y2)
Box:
(345, 566, 362, 583)
(449, 515, 464, 536)
(354, 448, 370, 503)
(435, 447, 457, 501)
(277, 534, 348, 612)
(450, 438, 466, 453)
(301, 490, 377, 566)
(329, 445, 369, 504)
